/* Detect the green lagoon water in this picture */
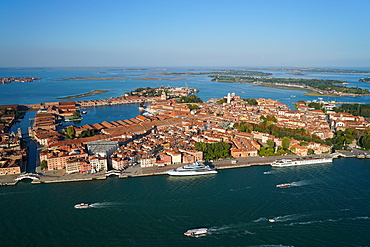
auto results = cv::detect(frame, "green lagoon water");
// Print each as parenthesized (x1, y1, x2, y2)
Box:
(1, 158, 369, 246)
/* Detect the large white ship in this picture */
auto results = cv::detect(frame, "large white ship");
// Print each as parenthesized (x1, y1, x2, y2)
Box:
(166, 162, 217, 176)
(271, 157, 333, 167)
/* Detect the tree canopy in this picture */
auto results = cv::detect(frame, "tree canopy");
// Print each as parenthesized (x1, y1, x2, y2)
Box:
(195, 142, 230, 161)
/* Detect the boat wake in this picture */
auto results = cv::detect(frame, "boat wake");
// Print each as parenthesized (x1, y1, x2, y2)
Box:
(290, 179, 313, 187)
(229, 186, 252, 192)
(261, 213, 308, 223)
(253, 217, 269, 223)
(89, 202, 125, 208)
(208, 223, 256, 235)
(0, 191, 24, 196)
(286, 215, 370, 226)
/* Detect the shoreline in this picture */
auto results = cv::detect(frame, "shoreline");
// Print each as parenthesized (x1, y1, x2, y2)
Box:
(0, 152, 360, 186)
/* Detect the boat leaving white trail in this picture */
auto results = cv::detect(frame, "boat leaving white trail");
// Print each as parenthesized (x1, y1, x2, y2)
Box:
(184, 228, 209, 236)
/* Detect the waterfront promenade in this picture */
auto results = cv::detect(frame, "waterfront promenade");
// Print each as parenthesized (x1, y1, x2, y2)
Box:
(0, 153, 355, 186)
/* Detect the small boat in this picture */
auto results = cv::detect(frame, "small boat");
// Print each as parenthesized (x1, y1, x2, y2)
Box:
(184, 228, 208, 236)
(276, 183, 292, 188)
(263, 171, 271, 175)
(269, 219, 276, 223)
(74, 203, 90, 209)
(357, 154, 366, 159)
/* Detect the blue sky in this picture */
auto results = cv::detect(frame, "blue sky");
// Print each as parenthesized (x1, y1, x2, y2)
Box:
(1, 0, 370, 67)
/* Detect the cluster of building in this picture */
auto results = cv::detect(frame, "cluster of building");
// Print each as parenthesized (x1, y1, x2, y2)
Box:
(39, 141, 118, 174)
(129, 86, 199, 98)
(4, 92, 369, 176)
(0, 77, 41, 84)
(26, 96, 160, 110)
(0, 104, 20, 134)
(0, 133, 27, 175)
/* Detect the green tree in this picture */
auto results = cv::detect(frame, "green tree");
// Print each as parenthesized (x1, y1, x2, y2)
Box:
(72, 111, 82, 119)
(308, 102, 323, 111)
(282, 137, 290, 150)
(65, 126, 76, 139)
(308, 149, 315, 154)
(360, 135, 370, 149)
(216, 98, 227, 104)
(178, 95, 203, 103)
(243, 98, 258, 106)
(187, 104, 200, 110)
(266, 139, 275, 148)
(195, 142, 230, 161)
(41, 160, 48, 170)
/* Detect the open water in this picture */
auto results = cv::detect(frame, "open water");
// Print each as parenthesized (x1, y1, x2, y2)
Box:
(1, 67, 370, 246)
(0, 158, 369, 246)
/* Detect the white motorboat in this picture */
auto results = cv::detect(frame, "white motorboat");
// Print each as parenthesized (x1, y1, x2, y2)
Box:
(74, 203, 90, 209)
(184, 228, 208, 236)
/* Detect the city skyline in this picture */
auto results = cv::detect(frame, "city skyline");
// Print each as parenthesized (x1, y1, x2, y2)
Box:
(1, 0, 370, 68)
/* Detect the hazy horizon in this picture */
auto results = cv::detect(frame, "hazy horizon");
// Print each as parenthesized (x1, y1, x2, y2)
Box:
(1, 0, 370, 68)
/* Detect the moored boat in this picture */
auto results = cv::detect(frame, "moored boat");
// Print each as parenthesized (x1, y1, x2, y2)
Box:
(184, 228, 208, 236)
(166, 162, 217, 176)
(271, 157, 333, 167)
(74, 203, 90, 209)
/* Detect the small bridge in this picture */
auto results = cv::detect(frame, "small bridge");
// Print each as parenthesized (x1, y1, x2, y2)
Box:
(105, 170, 123, 177)
(15, 173, 40, 181)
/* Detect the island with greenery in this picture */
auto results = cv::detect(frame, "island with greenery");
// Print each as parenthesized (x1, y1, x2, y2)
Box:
(250, 67, 370, 74)
(161, 70, 272, 77)
(359, 78, 370, 83)
(211, 76, 370, 96)
(126, 86, 199, 98)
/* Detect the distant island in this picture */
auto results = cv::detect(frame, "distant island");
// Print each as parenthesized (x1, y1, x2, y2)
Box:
(54, 77, 127, 81)
(359, 78, 370, 83)
(160, 70, 272, 77)
(286, 72, 304, 75)
(247, 67, 370, 74)
(211, 76, 370, 96)
(56, 90, 112, 99)
(1, 77, 41, 84)
(132, 77, 185, 81)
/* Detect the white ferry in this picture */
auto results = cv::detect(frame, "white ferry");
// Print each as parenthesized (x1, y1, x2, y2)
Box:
(184, 228, 208, 236)
(166, 162, 217, 176)
(74, 203, 90, 209)
(271, 157, 333, 167)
